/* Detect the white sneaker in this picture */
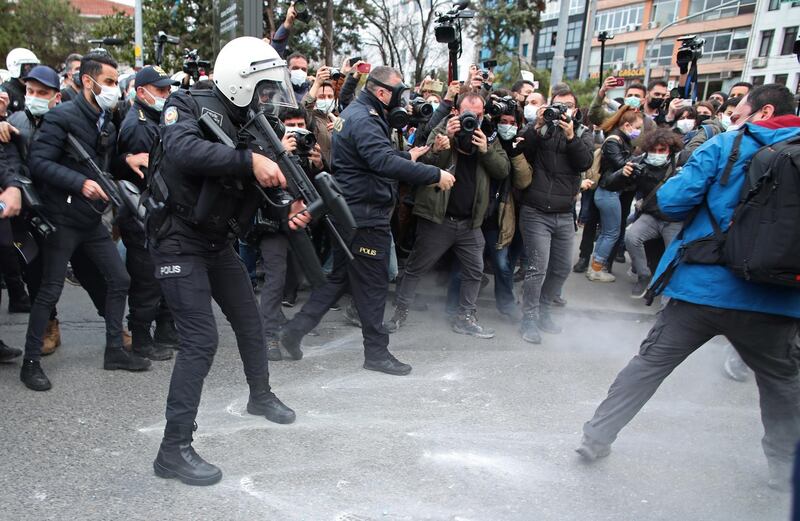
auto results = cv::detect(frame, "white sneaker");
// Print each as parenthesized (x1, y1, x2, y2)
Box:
(586, 267, 616, 282)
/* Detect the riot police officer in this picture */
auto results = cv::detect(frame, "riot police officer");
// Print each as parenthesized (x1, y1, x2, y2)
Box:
(117, 65, 179, 362)
(148, 37, 310, 486)
(1, 48, 40, 114)
(279, 65, 455, 376)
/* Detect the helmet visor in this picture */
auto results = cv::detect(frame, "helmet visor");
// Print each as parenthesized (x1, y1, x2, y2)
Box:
(252, 70, 298, 113)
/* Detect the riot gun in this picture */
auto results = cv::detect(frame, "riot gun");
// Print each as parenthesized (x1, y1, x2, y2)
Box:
(66, 134, 124, 210)
(16, 176, 56, 238)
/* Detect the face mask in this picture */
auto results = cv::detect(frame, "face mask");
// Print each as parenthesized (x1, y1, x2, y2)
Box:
(497, 124, 518, 141)
(315, 98, 335, 113)
(431, 102, 440, 112)
(126, 89, 136, 102)
(627, 128, 641, 140)
(290, 69, 307, 87)
(719, 114, 732, 130)
(624, 96, 641, 109)
(144, 89, 166, 112)
(647, 97, 664, 110)
(696, 114, 711, 125)
(676, 119, 695, 134)
(645, 152, 669, 167)
(524, 104, 539, 123)
(90, 77, 119, 111)
(25, 95, 51, 116)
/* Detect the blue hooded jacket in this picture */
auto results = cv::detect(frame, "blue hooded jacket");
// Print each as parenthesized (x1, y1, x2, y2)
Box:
(653, 120, 800, 318)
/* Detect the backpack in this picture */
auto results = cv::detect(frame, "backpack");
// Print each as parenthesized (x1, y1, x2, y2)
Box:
(583, 134, 620, 187)
(646, 130, 800, 303)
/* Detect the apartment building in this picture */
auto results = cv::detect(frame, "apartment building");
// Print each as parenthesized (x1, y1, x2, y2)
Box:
(741, 0, 799, 93)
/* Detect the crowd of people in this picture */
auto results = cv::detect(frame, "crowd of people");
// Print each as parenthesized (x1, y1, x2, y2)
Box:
(0, 0, 798, 493)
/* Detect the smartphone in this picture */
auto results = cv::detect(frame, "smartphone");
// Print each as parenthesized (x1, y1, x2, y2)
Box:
(350, 56, 362, 64)
(614, 77, 625, 87)
(356, 62, 371, 74)
(482, 59, 497, 69)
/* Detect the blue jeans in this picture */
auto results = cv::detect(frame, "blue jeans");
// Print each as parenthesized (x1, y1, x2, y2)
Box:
(593, 187, 621, 265)
(446, 227, 522, 315)
(238, 241, 259, 284)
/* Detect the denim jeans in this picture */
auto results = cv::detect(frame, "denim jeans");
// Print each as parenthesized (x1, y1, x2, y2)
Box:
(593, 187, 621, 265)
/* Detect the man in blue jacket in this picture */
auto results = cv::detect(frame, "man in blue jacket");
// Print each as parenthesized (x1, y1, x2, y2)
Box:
(577, 84, 800, 492)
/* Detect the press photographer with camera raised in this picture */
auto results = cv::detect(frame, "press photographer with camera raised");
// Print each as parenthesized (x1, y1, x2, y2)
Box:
(280, 65, 454, 376)
(302, 65, 339, 168)
(512, 85, 594, 344)
(601, 128, 684, 298)
(389, 91, 509, 337)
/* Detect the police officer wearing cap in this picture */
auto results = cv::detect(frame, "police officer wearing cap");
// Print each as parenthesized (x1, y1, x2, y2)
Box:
(147, 37, 311, 486)
(279, 66, 456, 376)
(116, 66, 180, 362)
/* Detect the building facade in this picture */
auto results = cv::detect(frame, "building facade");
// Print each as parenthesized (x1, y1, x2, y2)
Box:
(517, 0, 588, 80)
(741, 0, 800, 93)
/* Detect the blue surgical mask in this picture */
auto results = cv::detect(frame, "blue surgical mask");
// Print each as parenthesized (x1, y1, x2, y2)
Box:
(497, 124, 518, 141)
(25, 95, 52, 116)
(624, 96, 641, 109)
(431, 102, 440, 112)
(645, 152, 669, 167)
(144, 89, 166, 112)
(315, 98, 335, 113)
(524, 104, 539, 123)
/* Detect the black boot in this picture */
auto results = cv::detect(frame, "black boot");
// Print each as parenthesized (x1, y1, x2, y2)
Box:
(572, 257, 590, 273)
(279, 329, 303, 360)
(0, 339, 22, 363)
(131, 323, 173, 361)
(20, 359, 51, 391)
(6, 275, 31, 313)
(154, 319, 179, 350)
(103, 345, 152, 371)
(153, 422, 222, 486)
(247, 379, 296, 424)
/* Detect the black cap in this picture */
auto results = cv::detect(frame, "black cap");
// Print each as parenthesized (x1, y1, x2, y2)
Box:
(135, 66, 179, 88)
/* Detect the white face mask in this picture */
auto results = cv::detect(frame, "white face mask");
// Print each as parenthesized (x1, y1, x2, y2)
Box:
(25, 95, 53, 116)
(290, 69, 307, 87)
(431, 102, 440, 112)
(144, 89, 166, 112)
(719, 114, 732, 130)
(497, 124, 518, 141)
(90, 77, 119, 111)
(645, 152, 669, 167)
(676, 119, 696, 134)
(315, 98, 335, 113)
(524, 104, 539, 123)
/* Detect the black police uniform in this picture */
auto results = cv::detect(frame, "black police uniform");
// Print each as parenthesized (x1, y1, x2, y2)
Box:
(117, 98, 177, 357)
(149, 88, 294, 440)
(280, 90, 441, 370)
(1, 78, 26, 114)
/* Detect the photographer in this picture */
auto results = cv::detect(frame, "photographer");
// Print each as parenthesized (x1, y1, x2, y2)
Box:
(269, 2, 300, 58)
(302, 66, 338, 168)
(512, 85, 594, 344)
(601, 128, 684, 297)
(415, 80, 460, 147)
(287, 52, 310, 102)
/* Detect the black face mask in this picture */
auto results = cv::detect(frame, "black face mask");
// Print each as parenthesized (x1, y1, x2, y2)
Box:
(647, 97, 664, 110)
(696, 114, 711, 124)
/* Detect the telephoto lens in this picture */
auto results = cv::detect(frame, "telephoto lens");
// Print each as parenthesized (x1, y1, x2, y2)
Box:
(459, 111, 479, 134)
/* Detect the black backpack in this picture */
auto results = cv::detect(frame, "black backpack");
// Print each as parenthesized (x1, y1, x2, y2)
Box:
(646, 130, 800, 304)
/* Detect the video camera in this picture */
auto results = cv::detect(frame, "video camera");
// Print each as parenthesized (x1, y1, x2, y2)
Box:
(154, 31, 179, 67)
(434, 0, 475, 44)
(488, 95, 517, 117)
(183, 49, 210, 81)
(676, 35, 705, 74)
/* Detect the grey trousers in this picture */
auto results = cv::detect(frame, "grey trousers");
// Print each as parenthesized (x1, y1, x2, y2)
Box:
(258, 233, 289, 340)
(519, 206, 574, 318)
(395, 217, 484, 314)
(584, 299, 800, 466)
(625, 214, 682, 278)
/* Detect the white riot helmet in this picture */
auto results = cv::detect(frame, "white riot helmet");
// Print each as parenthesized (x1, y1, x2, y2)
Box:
(213, 37, 297, 110)
(6, 48, 40, 79)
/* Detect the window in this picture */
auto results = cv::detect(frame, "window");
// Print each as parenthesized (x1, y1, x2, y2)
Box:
(594, 4, 644, 34)
(565, 56, 580, 79)
(536, 57, 553, 70)
(566, 20, 583, 50)
(646, 43, 675, 66)
(589, 43, 639, 69)
(540, 0, 584, 21)
(698, 29, 749, 61)
(537, 25, 558, 53)
(751, 75, 765, 86)
(781, 26, 799, 55)
(650, 0, 680, 26)
(759, 30, 774, 57)
(688, 0, 756, 20)
(768, 0, 780, 10)
(774, 74, 788, 86)
(522, 43, 529, 57)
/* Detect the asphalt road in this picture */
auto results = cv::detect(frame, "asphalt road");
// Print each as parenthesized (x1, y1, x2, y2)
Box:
(0, 255, 792, 520)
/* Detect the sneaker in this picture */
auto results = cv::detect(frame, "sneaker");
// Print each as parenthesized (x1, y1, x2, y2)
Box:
(631, 276, 651, 299)
(452, 312, 495, 339)
(572, 257, 590, 273)
(20, 359, 51, 391)
(0, 340, 22, 363)
(281, 295, 296, 308)
(520, 316, 541, 344)
(723, 350, 750, 382)
(586, 266, 616, 283)
(575, 435, 611, 462)
(385, 304, 408, 334)
(266, 339, 282, 362)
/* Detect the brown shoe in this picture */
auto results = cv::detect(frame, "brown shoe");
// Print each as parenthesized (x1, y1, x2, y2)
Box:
(42, 319, 62, 356)
(123, 329, 132, 351)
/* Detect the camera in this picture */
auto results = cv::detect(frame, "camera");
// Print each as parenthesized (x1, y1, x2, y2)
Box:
(183, 49, 210, 81)
(328, 67, 343, 81)
(292, 0, 311, 23)
(410, 97, 434, 121)
(676, 35, 705, 73)
(435, 1, 475, 44)
(488, 95, 517, 117)
(458, 111, 479, 135)
(287, 127, 317, 156)
(630, 163, 646, 177)
(542, 103, 570, 123)
(479, 68, 489, 80)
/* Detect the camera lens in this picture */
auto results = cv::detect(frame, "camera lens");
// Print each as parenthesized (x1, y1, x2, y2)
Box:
(459, 111, 478, 133)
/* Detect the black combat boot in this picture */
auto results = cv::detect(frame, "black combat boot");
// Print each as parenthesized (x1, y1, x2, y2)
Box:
(247, 379, 296, 424)
(0, 340, 22, 363)
(20, 359, 51, 391)
(154, 319, 179, 350)
(153, 422, 222, 486)
(131, 323, 173, 361)
(103, 345, 152, 371)
(279, 329, 303, 360)
(363, 353, 412, 376)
